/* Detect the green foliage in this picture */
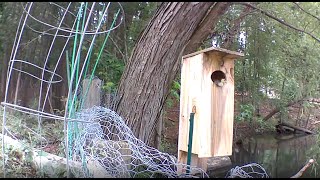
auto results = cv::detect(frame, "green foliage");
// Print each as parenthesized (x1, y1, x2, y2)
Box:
(235, 104, 255, 122)
(255, 117, 275, 132)
(0, 144, 37, 178)
(0, 106, 67, 177)
(165, 78, 181, 109)
(97, 53, 125, 92)
(159, 138, 172, 153)
(91, 2, 157, 93)
(170, 80, 180, 101)
(236, 103, 275, 132)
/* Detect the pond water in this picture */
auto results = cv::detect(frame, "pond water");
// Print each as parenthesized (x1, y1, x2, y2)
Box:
(208, 134, 320, 178)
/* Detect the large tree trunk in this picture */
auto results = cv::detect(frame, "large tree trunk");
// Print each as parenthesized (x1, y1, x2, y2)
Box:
(114, 2, 231, 146)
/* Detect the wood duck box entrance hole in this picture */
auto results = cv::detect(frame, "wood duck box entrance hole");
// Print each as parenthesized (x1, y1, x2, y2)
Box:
(211, 70, 226, 87)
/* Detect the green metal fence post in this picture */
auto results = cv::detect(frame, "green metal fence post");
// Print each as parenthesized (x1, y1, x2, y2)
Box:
(186, 111, 195, 174)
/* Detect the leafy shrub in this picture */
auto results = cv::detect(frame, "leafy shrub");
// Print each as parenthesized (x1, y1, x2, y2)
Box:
(235, 104, 255, 122)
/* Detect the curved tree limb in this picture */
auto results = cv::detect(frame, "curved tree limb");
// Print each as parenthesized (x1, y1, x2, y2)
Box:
(237, 2, 320, 43)
(293, 2, 320, 22)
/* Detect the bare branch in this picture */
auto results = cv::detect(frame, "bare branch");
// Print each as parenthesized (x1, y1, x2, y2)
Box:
(291, 159, 315, 178)
(263, 99, 303, 121)
(109, 35, 127, 62)
(221, 6, 252, 49)
(203, 6, 256, 47)
(237, 2, 320, 43)
(203, 32, 218, 43)
(293, 2, 320, 22)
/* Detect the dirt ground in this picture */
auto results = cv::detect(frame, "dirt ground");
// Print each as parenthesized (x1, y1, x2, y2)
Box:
(161, 96, 320, 156)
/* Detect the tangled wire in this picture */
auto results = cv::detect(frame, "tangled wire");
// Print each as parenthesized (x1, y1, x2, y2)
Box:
(69, 106, 208, 178)
(226, 163, 269, 178)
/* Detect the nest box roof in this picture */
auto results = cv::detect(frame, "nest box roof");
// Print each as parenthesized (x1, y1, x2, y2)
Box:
(183, 46, 244, 60)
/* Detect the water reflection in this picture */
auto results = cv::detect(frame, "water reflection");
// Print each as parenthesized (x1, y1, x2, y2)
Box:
(210, 134, 318, 178)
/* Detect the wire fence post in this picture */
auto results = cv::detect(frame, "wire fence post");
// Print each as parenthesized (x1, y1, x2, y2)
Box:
(186, 105, 196, 174)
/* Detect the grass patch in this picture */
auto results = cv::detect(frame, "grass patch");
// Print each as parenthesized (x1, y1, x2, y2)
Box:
(0, 105, 66, 177)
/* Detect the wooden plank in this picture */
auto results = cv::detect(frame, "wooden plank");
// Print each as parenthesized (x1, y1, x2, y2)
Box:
(197, 53, 218, 157)
(178, 53, 203, 154)
(207, 156, 231, 171)
(177, 54, 190, 153)
(182, 46, 244, 59)
(177, 150, 208, 175)
(82, 78, 102, 109)
(207, 51, 235, 157)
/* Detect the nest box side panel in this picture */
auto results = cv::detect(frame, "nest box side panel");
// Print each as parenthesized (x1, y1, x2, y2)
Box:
(177, 151, 208, 175)
(178, 53, 203, 155)
(208, 51, 235, 157)
(196, 53, 221, 157)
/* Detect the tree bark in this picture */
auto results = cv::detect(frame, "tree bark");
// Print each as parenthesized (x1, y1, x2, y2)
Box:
(13, 63, 22, 105)
(0, 42, 9, 102)
(114, 2, 231, 146)
(184, 2, 230, 54)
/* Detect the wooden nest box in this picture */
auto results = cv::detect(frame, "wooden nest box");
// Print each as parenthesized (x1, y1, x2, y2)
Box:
(177, 47, 243, 174)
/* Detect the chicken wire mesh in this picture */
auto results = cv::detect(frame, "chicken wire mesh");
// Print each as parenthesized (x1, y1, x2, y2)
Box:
(69, 106, 209, 178)
(225, 163, 269, 178)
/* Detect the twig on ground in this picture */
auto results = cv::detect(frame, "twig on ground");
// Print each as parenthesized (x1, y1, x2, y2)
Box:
(291, 159, 315, 178)
(167, 118, 176, 122)
(311, 121, 320, 125)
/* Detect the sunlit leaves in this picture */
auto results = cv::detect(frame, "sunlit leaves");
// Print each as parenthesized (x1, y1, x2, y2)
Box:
(226, 2, 320, 107)
(94, 2, 157, 92)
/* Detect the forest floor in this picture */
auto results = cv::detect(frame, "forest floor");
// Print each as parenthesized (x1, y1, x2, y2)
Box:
(161, 95, 320, 156)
